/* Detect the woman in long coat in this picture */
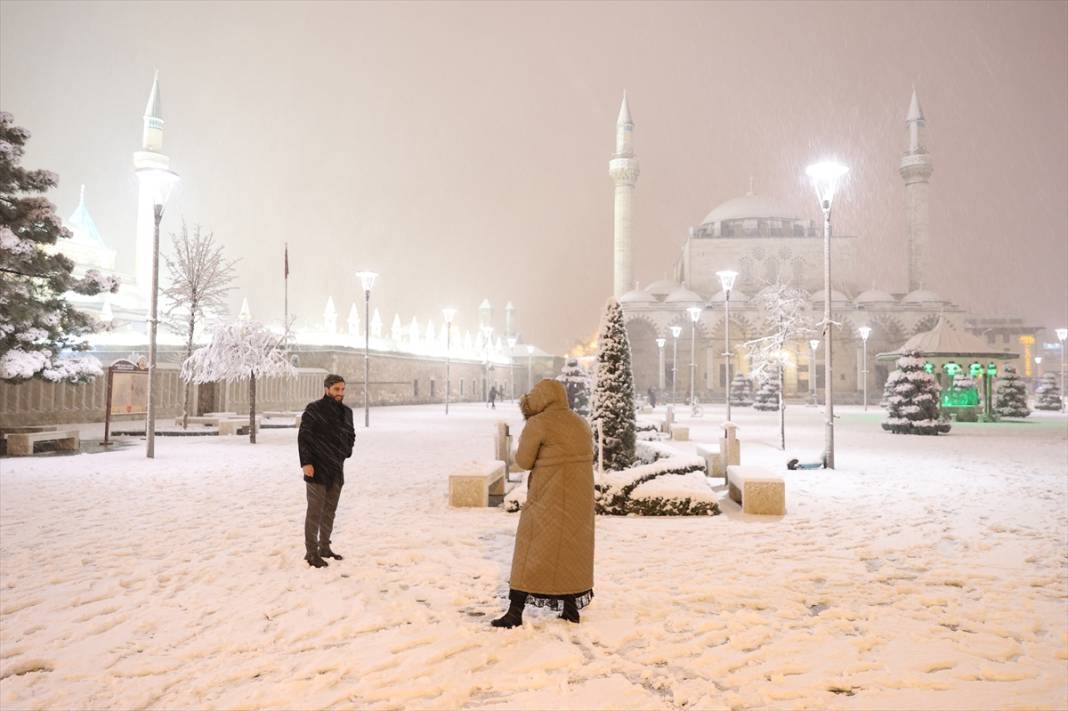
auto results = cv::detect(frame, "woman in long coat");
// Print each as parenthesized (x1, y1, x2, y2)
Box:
(492, 378, 595, 628)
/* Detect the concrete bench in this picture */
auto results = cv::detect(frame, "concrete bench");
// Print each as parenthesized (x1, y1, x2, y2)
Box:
(5, 430, 80, 456)
(449, 460, 507, 507)
(670, 425, 690, 441)
(265, 411, 302, 426)
(727, 465, 785, 516)
(695, 442, 724, 477)
(187, 415, 261, 434)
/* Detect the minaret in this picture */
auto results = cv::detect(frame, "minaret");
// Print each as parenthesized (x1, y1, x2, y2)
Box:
(133, 71, 173, 306)
(609, 91, 639, 298)
(899, 87, 933, 292)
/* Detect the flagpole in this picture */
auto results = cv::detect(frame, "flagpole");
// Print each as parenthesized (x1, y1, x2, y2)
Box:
(284, 243, 290, 409)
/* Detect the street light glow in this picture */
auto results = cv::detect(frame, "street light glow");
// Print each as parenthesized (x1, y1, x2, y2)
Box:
(716, 270, 738, 292)
(1056, 328, 1067, 342)
(687, 306, 702, 323)
(810, 338, 821, 351)
(858, 326, 872, 341)
(135, 167, 180, 206)
(655, 337, 666, 348)
(442, 307, 456, 324)
(670, 325, 682, 338)
(356, 271, 378, 292)
(805, 160, 849, 208)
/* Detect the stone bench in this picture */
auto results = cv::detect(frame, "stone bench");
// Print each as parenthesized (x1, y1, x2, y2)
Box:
(5, 430, 80, 456)
(695, 442, 724, 478)
(670, 425, 689, 441)
(727, 465, 785, 515)
(449, 460, 507, 507)
(187, 415, 261, 434)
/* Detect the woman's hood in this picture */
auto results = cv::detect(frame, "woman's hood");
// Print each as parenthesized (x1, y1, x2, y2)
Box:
(521, 379, 569, 418)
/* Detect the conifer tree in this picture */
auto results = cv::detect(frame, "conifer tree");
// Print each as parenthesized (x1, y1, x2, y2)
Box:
(590, 299, 636, 471)
(881, 350, 951, 435)
(1034, 373, 1063, 411)
(729, 372, 753, 407)
(557, 357, 591, 417)
(993, 366, 1030, 418)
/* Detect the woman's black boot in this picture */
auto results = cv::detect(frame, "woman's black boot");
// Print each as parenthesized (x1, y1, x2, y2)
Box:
(559, 597, 580, 624)
(491, 590, 526, 629)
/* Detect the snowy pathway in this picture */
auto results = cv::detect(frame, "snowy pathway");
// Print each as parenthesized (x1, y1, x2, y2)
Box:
(1, 403, 1066, 709)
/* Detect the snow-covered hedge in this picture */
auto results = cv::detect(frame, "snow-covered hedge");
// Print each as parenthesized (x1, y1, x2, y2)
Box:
(504, 455, 720, 517)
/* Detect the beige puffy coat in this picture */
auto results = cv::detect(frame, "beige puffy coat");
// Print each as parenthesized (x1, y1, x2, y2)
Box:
(509, 379, 595, 596)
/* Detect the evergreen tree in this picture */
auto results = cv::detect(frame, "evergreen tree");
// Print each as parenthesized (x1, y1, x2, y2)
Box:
(881, 350, 951, 435)
(729, 372, 753, 406)
(590, 299, 636, 471)
(994, 365, 1030, 418)
(752, 368, 781, 411)
(1034, 373, 1063, 411)
(557, 357, 591, 417)
(0, 112, 118, 382)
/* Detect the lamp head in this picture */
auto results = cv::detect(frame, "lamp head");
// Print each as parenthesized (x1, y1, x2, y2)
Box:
(356, 271, 378, 292)
(687, 306, 702, 323)
(507, 336, 518, 348)
(716, 270, 738, 292)
(1056, 327, 1068, 343)
(136, 167, 180, 207)
(526, 344, 535, 355)
(670, 325, 682, 339)
(1035, 356, 1043, 365)
(656, 337, 666, 348)
(441, 307, 456, 324)
(805, 160, 849, 209)
(810, 338, 821, 351)
(858, 326, 872, 341)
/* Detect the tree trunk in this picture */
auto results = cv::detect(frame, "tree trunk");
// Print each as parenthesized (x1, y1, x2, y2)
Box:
(249, 372, 257, 444)
(181, 315, 196, 429)
(779, 365, 786, 450)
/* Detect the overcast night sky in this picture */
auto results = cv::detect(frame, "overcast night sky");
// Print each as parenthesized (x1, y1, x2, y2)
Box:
(2, 0, 1066, 353)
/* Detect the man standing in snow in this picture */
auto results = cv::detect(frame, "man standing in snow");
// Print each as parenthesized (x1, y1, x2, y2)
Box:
(299, 374, 355, 568)
(488, 384, 498, 410)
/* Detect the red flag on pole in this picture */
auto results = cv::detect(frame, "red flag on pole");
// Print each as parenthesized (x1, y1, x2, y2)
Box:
(284, 242, 289, 279)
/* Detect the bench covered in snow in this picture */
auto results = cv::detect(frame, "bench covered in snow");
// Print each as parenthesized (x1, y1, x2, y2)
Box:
(695, 442, 724, 478)
(670, 425, 690, 441)
(5, 429, 80, 456)
(186, 415, 261, 435)
(727, 465, 785, 515)
(449, 460, 507, 507)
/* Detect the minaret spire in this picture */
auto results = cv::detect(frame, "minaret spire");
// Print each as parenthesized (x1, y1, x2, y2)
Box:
(609, 91, 640, 298)
(899, 86, 934, 292)
(906, 85, 926, 155)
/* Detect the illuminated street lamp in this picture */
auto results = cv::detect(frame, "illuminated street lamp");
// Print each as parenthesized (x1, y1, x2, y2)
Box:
(670, 325, 682, 405)
(136, 166, 179, 459)
(687, 306, 702, 408)
(656, 337, 666, 392)
(526, 344, 535, 392)
(858, 325, 872, 411)
(507, 336, 518, 400)
(1056, 328, 1067, 413)
(442, 307, 456, 414)
(356, 270, 378, 428)
(805, 159, 849, 468)
(809, 338, 821, 405)
(717, 270, 738, 421)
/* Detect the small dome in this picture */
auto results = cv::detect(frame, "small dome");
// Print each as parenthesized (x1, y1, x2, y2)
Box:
(644, 279, 679, 297)
(701, 193, 795, 226)
(903, 289, 945, 304)
(665, 286, 705, 305)
(855, 289, 897, 305)
(708, 288, 749, 304)
(619, 289, 657, 305)
(810, 288, 851, 304)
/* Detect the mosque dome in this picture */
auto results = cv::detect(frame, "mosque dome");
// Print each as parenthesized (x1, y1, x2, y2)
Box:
(643, 279, 679, 298)
(855, 289, 897, 306)
(619, 289, 658, 305)
(701, 193, 796, 226)
(664, 286, 705, 305)
(810, 288, 851, 304)
(902, 289, 945, 304)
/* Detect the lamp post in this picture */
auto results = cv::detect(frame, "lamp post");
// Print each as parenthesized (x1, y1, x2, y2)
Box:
(717, 270, 738, 421)
(858, 326, 872, 411)
(526, 344, 535, 392)
(442, 307, 456, 415)
(1057, 328, 1067, 412)
(809, 338, 820, 405)
(356, 271, 378, 428)
(670, 325, 682, 405)
(136, 167, 179, 459)
(806, 159, 849, 469)
(507, 336, 518, 400)
(480, 326, 494, 402)
(656, 337, 666, 392)
(687, 306, 702, 408)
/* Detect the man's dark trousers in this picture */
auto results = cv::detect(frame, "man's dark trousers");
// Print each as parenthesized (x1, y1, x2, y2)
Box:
(305, 480, 343, 557)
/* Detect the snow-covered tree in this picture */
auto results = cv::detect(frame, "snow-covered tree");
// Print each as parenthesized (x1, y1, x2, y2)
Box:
(1034, 373, 1063, 411)
(881, 350, 951, 435)
(729, 372, 753, 407)
(0, 112, 118, 383)
(180, 320, 295, 443)
(557, 358, 591, 417)
(752, 367, 781, 412)
(161, 221, 237, 428)
(994, 366, 1029, 418)
(591, 299, 636, 471)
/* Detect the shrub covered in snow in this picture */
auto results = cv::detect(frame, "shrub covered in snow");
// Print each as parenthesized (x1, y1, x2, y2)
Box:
(0, 112, 118, 383)
(1034, 373, 1063, 411)
(753, 368, 781, 412)
(628, 470, 720, 516)
(994, 366, 1030, 418)
(557, 358, 592, 417)
(881, 350, 951, 435)
(729, 373, 753, 407)
(595, 457, 715, 516)
(590, 299, 637, 471)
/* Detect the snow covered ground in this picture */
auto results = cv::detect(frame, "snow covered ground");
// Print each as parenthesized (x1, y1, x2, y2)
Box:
(1, 401, 1066, 710)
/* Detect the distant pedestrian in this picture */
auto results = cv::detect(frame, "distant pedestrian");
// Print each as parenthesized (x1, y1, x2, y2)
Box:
(489, 385, 498, 410)
(647, 386, 658, 408)
(298, 374, 355, 568)
(492, 379, 594, 628)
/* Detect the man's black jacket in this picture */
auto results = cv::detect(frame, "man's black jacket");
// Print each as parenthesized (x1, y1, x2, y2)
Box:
(298, 396, 355, 489)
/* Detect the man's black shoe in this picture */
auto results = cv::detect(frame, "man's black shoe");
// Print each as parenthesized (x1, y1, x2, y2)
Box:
(305, 555, 329, 568)
(320, 548, 344, 560)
